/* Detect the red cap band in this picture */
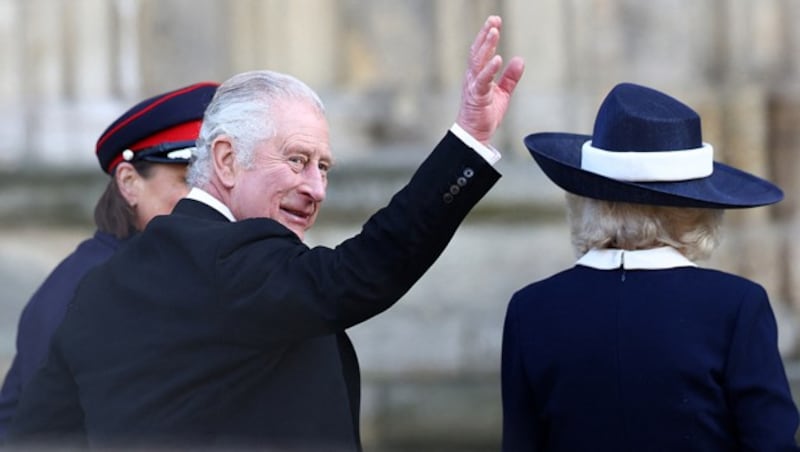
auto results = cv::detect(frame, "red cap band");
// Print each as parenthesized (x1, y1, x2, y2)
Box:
(106, 120, 202, 173)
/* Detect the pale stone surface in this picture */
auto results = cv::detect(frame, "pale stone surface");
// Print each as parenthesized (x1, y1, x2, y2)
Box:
(138, 0, 229, 92)
(434, 0, 498, 87)
(114, 0, 143, 99)
(229, 0, 339, 89)
(66, 0, 113, 100)
(0, 0, 20, 98)
(33, 100, 127, 167)
(1, 1, 799, 447)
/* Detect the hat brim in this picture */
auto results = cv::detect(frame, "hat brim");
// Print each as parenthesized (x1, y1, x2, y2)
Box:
(135, 141, 194, 165)
(139, 155, 191, 165)
(525, 132, 783, 208)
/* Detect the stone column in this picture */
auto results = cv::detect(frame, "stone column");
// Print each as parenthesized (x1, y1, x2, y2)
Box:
(228, 0, 339, 89)
(65, 0, 113, 100)
(718, 0, 791, 353)
(717, 86, 777, 285)
(47, 0, 117, 168)
(113, 0, 142, 100)
(0, 0, 24, 166)
(502, 0, 571, 158)
(772, 87, 800, 357)
(227, 0, 265, 75)
(322, 1, 443, 159)
(773, 0, 800, 335)
(19, 0, 66, 165)
(434, 0, 496, 87)
(138, 0, 230, 94)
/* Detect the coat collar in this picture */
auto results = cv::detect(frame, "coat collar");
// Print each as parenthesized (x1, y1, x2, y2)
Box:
(576, 247, 696, 270)
(184, 187, 236, 222)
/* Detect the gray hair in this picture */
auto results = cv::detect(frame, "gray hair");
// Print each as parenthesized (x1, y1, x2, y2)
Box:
(187, 70, 325, 188)
(565, 193, 723, 261)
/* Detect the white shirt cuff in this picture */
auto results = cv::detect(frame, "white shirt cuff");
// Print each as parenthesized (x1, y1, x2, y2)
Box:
(449, 123, 501, 165)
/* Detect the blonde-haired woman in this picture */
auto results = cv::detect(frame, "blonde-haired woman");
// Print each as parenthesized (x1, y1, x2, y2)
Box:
(502, 83, 799, 451)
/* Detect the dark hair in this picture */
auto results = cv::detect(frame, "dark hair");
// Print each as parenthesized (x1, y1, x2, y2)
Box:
(93, 161, 157, 239)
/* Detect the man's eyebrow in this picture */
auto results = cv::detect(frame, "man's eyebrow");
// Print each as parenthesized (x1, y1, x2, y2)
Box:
(283, 146, 335, 166)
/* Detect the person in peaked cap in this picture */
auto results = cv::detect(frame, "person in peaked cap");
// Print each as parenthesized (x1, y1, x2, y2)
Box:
(0, 81, 218, 441)
(94, 81, 219, 234)
(7, 16, 524, 451)
(501, 82, 800, 451)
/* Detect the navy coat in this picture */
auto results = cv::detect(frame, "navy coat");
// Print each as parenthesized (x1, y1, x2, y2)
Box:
(8, 132, 499, 451)
(502, 263, 800, 451)
(0, 231, 120, 440)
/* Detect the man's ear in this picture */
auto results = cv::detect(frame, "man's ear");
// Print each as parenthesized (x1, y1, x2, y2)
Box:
(211, 136, 237, 189)
(115, 162, 141, 208)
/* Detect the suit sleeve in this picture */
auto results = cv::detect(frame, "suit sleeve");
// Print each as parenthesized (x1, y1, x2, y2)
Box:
(724, 283, 800, 451)
(5, 330, 87, 449)
(0, 355, 22, 440)
(501, 295, 545, 451)
(218, 131, 501, 344)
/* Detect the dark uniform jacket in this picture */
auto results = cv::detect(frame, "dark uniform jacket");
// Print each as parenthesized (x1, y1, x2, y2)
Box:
(501, 248, 800, 451)
(0, 231, 121, 440)
(9, 132, 500, 451)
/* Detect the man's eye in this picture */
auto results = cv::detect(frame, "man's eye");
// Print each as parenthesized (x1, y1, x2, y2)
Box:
(289, 156, 307, 166)
(319, 162, 330, 174)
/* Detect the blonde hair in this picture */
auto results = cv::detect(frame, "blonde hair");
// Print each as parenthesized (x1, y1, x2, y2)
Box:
(565, 193, 723, 261)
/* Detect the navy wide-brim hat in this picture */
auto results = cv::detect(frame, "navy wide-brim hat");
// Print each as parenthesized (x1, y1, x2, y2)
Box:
(524, 83, 783, 208)
(95, 82, 220, 174)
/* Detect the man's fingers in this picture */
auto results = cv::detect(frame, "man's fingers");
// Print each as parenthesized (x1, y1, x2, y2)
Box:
(470, 16, 502, 56)
(469, 18, 490, 56)
(469, 17, 501, 75)
(497, 57, 525, 95)
(457, 15, 523, 144)
(472, 27, 499, 72)
(473, 55, 503, 97)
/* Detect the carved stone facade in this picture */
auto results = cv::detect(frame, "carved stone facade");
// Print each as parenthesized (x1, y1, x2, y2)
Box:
(2, 1, 798, 165)
(1, 0, 799, 449)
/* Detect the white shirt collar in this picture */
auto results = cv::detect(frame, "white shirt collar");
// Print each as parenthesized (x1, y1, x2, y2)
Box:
(184, 187, 236, 222)
(576, 247, 696, 270)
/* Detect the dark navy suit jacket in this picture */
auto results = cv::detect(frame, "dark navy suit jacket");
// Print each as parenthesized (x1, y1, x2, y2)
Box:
(8, 132, 499, 451)
(502, 263, 800, 451)
(0, 231, 120, 441)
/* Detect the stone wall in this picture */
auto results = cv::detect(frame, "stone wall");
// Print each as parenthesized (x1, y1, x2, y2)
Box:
(1, 0, 799, 449)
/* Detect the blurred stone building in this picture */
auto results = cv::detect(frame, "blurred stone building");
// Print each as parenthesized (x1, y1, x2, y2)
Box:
(0, 0, 799, 450)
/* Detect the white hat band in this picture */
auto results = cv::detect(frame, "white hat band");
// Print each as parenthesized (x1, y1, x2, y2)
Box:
(581, 140, 714, 182)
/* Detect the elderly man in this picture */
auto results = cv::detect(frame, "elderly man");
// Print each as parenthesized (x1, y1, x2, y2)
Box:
(8, 16, 524, 451)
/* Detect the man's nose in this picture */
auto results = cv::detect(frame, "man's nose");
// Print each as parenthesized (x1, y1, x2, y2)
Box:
(302, 166, 327, 202)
